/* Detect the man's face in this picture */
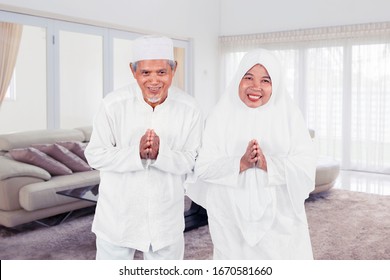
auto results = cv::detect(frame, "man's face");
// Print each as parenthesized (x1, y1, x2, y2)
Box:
(131, 60, 176, 108)
(238, 64, 272, 108)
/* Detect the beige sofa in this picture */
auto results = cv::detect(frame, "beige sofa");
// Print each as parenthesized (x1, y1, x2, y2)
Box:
(313, 157, 340, 194)
(0, 127, 99, 228)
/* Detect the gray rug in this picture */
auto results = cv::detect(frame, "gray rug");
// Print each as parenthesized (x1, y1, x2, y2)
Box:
(306, 189, 390, 260)
(0, 189, 389, 260)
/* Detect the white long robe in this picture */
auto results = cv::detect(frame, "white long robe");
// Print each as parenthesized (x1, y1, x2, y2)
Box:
(85, 84, 203, 252)
(186, 49, 317, 259)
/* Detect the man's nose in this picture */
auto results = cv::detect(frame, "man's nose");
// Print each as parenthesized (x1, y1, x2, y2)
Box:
(148, 73, 159, 83)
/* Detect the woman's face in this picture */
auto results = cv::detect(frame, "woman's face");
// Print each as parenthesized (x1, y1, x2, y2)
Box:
(238, 64, 272, 108)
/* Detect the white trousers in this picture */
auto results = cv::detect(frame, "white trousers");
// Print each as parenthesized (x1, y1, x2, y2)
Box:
(96, 237, 184, 260)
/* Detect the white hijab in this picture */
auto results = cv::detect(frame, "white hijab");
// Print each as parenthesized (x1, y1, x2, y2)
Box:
(186, 49, 317, 245)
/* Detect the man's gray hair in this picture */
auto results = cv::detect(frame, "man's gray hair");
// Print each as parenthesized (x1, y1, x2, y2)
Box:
(132, 60, 176, 72)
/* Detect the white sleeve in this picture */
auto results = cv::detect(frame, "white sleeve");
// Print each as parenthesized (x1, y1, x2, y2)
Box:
(85, 102, 144, 173)
(284, 104, 318, 217)
(195, 154, 241, 187)
(264, 154, 286, 186)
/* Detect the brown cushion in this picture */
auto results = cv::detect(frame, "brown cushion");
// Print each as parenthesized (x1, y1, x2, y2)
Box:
(56, 141, 88, 162)
(8, 147, 73, 176)
(32, 143, 92, 172)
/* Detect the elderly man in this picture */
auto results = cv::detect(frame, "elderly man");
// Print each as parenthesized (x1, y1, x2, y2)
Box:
(85, 35, 203, 260)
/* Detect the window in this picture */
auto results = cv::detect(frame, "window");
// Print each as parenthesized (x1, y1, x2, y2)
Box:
(58, 25, 104, 129)
(350, 43, 390, 172)
(0, 20, 47, 133)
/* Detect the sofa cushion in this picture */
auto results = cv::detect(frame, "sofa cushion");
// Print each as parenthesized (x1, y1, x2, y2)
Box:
(0, 156, 51, 181)
(32, 144, 92, 172)
(56, 141, 88, 162)
(8, 147, 73, 176)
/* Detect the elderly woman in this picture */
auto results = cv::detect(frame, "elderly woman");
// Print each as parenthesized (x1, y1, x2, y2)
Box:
(186, 49, 317, 259)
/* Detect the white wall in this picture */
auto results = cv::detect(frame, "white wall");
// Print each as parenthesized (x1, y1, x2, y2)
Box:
(220, 0, 390, 35)
(0, 0, 221, 115)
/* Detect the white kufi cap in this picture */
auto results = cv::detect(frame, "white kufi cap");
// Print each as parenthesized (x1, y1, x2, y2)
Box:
(132, 35, 174, 63)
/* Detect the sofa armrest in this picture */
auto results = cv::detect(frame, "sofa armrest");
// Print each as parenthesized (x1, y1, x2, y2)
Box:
(0, 156, 51, 181)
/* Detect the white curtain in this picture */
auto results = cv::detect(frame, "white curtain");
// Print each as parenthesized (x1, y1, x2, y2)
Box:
(219, 22, 390, 174)
(0, 22, 23, 105)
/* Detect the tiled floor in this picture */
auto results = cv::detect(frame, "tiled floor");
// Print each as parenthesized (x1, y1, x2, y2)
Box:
(334, 170, 390, 196)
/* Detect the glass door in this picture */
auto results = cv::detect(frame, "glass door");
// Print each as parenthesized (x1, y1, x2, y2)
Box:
(57, 23, 105, 129)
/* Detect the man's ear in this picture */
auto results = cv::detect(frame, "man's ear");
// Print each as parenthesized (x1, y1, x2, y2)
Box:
(130, 63, 136, 76)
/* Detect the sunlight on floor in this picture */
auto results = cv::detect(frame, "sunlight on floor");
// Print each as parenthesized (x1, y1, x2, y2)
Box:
(334, 170, 390, 196)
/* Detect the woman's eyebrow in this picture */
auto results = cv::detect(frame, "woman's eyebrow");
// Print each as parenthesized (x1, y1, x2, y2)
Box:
(244, 72, 271, 79)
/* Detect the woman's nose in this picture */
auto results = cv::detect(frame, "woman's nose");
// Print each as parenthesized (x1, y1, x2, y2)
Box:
(252, 79, 262, 89)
